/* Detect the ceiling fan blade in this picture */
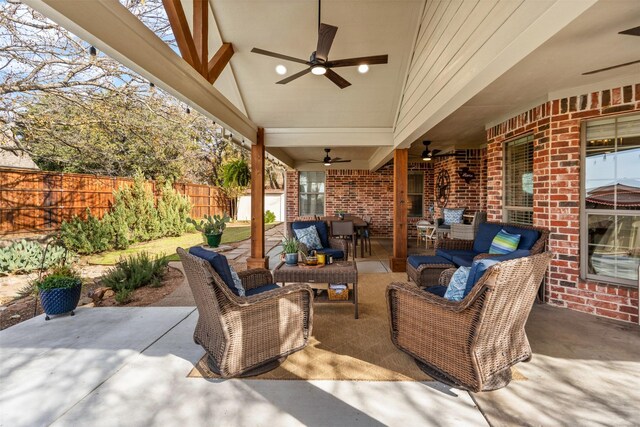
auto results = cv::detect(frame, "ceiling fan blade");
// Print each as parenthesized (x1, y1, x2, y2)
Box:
(251, 48, 309, 65)
(582, 59, 640, 75)
(276, 68, 311, 84)
(330, 160, 351, 163)
(328, 54, 388, 68)
(325, 69, 351, 89)
(316, 23, 338, 62)
(619, 26, 640, 36)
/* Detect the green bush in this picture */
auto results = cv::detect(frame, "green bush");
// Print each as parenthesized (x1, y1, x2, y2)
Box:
(101, 252, 168, 291)
(59, 174, 192, 255)
(157, 182, 191, 237)
(115, 288, 133, 304)
(0, 240, 73, 275)
(60, 209, 113, 254)
(264, 210, 276, 224)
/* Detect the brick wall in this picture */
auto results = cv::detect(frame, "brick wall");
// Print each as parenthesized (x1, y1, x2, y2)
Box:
(486, 83, 640, 324)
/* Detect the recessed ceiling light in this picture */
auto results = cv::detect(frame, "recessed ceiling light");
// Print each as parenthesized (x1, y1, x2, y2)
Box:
(275, 64, 287, 75)
(358, 64, 369, 74)
(311, 65, 327, 75)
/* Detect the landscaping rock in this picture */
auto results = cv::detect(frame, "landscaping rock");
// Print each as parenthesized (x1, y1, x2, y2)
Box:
(103, 289, 115, 298)
(79, 297, 93, 306)
(88, 287, 110, 302)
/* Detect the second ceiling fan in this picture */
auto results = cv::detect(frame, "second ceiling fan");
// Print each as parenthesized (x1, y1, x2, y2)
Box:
(251, 0, 388, 89)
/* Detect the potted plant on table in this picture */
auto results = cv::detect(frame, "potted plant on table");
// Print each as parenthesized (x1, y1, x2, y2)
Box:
(281, 237, 300, 266)
(187, 213, 231, 248)
(35, 266, 82, 321)
(336, 210, 346, 220)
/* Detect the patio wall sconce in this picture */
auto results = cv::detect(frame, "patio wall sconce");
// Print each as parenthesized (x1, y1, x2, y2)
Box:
(458, 167, 475, 184)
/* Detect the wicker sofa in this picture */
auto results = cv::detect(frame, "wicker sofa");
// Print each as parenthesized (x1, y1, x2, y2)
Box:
(177, 247, 313, 378)
(407, 222, 549, 287)
(388, 252, 553, 392)
(287, 220, 349, 260)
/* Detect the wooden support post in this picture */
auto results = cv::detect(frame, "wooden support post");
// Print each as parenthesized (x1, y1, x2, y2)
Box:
(193, 0, 208, 77)
(247, 128, 269, 269)
(390, 149, 408, 272)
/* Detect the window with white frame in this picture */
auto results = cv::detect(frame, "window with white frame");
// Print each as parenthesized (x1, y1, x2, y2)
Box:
(299, 171, 325, 217)
(504, 134, 534, 225)
(408, 172, 424, 217)
(582, 114, 640, 286)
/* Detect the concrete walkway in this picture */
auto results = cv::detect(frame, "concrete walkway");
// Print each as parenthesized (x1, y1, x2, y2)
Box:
(0, 307, 486, 426)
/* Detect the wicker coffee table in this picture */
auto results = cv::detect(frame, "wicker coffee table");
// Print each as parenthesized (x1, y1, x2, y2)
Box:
(273, 261, 359, 318)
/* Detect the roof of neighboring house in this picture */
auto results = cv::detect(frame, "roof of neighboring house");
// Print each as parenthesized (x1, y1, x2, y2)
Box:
(585, 183, 640, 207)
(0, 132, 40, 170)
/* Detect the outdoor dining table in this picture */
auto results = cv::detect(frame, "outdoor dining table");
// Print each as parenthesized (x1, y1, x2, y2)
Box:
(321, 215, 369, 258)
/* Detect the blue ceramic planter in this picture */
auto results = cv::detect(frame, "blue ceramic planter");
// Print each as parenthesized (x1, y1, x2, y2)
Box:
(39, 283, 82, 320)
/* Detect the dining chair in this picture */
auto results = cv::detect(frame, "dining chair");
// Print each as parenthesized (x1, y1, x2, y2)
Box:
(330, 220, 356, 261)
(360, 215, 372, 256)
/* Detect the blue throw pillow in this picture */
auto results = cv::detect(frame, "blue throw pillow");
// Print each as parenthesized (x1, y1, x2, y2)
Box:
(188, 246, 239, 296)
(464, 250, 531, 296)
(443, 266, 471, 301)
(294, 225, 323, 250)
(489, 229, 521, 254)
(443, 208, 465, 225)
(228, 265, 245, 297)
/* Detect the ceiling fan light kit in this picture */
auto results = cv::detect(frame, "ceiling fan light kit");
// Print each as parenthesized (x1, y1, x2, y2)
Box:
(251, 0, 388, 88)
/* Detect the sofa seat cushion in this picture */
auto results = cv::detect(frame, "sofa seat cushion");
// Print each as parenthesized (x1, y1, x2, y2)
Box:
(503, 225, 540, 250)
(472, 223, 503, 253)
(245, 283, 281, 297)
(292, 221, 329, 248)
(317, 247, 345, 260)
(188, 246, 238, 296)
(464, 249, 531, 296)
(408, 255, 453, 269)
(425, 285, 448, 297)
(436, 249, 477, 263)
(451, 252, 477, 268)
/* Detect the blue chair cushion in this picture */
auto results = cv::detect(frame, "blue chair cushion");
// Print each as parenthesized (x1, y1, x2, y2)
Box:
(317, 247, 345, 260)
(503, 225, 540, 250)
(451, 252, 477, 268)
(472, 223, 503, 253)
(407, 255, 452, 269)
(464, 249, 531, 296)
(292, 221, 330, 249)
(425, 286, 448, 297)
(436, 249, 477, 264)
(188, 246, 238, 296)
(245, 283, 281, 297)
(444, 266, 472, 301)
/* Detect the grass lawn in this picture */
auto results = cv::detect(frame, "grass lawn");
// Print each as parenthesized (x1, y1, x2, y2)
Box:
(87, 222, 280, 265)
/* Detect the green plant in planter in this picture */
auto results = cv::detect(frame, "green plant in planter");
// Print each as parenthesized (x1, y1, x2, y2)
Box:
(35, 266, 83, 320)
(281, 237, 300, 265)
(186, 213, 231, 248)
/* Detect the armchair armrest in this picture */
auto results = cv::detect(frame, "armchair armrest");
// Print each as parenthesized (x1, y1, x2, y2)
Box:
(435, 238, 474, 251)
(237, 268, 274, 291)
(438, 268, 457, 286)
(328, 237, 349, 259)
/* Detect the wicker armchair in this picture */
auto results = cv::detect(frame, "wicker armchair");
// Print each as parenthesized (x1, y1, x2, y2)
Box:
(387, 252, 553, 392)
(177, 248, 313, 378)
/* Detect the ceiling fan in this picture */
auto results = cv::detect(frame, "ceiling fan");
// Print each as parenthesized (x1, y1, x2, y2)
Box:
(251, 0, 388, 89)
(413, 141, 459, 162)
(307, 148, 352, 166)
(582, 25, 640, 75)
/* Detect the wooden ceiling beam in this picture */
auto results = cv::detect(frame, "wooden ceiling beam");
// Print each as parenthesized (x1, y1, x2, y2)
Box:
(207, 42, 234, 84)
(193, 0, 208, 77)
(162, 0, 200, 70)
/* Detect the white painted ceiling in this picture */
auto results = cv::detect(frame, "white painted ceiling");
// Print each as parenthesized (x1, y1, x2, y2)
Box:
(409, 0, 640, 157)
(211, 0, 423, 129)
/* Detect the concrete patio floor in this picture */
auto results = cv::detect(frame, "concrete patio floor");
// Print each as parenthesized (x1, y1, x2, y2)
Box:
(1, 297, 639, 426)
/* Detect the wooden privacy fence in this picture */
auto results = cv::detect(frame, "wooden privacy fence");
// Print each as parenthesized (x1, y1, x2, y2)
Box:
(0, 167, 228, 236)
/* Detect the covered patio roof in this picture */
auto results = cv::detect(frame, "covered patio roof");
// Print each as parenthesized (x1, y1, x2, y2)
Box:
(25, 0, 640, 171)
